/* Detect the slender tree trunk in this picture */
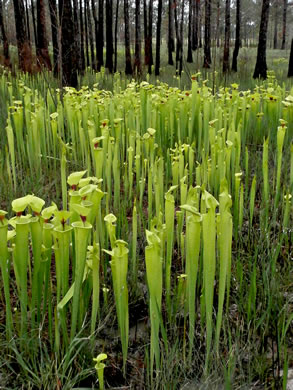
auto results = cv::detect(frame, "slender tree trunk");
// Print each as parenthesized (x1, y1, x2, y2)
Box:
(216, 0, 220, 47)
(198, 1, 202, 48)
(59, 0, 78, 86)
(80, 0, 86, 71)
(174, 0, 179, 65)
(179, 0, 184, 74)
(253, 0, 270, 79)
(168, 0, 174, 65)
(187, 0, 193, 62)
(281, 0, 287, 49)
(91, 0, 98, 69)
(72, 0, 81, 70)
(24, 0, 31, 41)
(31, 0, 38, 47)
(147, 0, 153, 73)
(192, 0, 199, 50)
(36, 0, 52, 69)
(231, 0, 240, 71)
(87, 0, 95, 67)
(48, 0, 59, 76)
(105, 0, 113, 72)
(134, 0, 141, 74)
(97, 0, 104, 70)
(0, 0, 10, 66)
(84, 0, 90, 66)
(124, 0, 132, 74)
(288, 38, 293, 77)
(155, 0, 163, 74)
(223, 0, 230, 72)
(203, 0, 211, 67)
(273, 1, 278, 49)
(144, 0, 148, 65)
(13, 0, 34, 72)
(114, 0, 119, 72)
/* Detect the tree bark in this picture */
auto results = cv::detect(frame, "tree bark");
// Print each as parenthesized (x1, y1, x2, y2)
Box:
(155, 0, 163, 74)
(273, 1, 278, 49)
(114, 0, 119, 72)
(178, 0, 184, 74)
(223, 0, 230, 72)
(124, 0, 132, 74)
(72, 0, 81, 70)
(281, 0, 287, 49)
(105, 0, 113, 72)
(84, 0, 90, 66)
(48, 0, 59, 76)
(80, 0, 86, 71)
(0, 0, 10, 66)
(134, 0, 141, 74)
(97, 0, 104, 70)
(203, 0, 211, 67)
(87, 0, 95, 67)
(13, 0, 34, 72)
(253, 0, 270, 79)
(147, 0, 153, 73)
(24, 0, 31, 41)
(216, 0, 220, 48)
(168, 0, 175, 65)
(192, 0, 199, 50)
(288, 38, 293, 77)
(231, 0, 240, 71)
(91, 0, 98, 69)
(187, 0, 193, 62)
(59, 0, 78, 86)
(144, 0, 148, 65)
(31, 0, 38, 47)
(36, 0, 52, 69)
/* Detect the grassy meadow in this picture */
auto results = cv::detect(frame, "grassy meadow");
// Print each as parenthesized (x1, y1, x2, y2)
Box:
(0, 47, 292, 389)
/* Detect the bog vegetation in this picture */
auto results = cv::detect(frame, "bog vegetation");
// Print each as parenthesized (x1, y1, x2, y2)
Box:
(0, 68, 292, 389)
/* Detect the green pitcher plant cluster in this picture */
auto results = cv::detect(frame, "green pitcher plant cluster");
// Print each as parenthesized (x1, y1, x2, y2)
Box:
(0, 72, 292, 383)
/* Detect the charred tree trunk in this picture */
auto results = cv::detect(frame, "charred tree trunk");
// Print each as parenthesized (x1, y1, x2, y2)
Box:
(134, 0, 141, 74)
(87, 0, 95, 67)
(0, 0, 10, 66)
(203, 0, 211, 67)
(31, 0, 38, 47)
(281, 0, 287, 49)
(48, 0, 59, 76)
(192, 0, 199, 50)
(97, 0, 104, 70)
(178, 0, 184, 74)
(288, 38, 293, 77)
(174, 0, 179, 64)
(223, 0, 230, 72)
(155, 0, 163, 74)
(253, 0, 270, 79)
(144, 0, 148, 65)
(59, 0, 78, 86)
(124, 0, 132, 74)
(84, 0, 90, 66)
(216, 0, 220, 47)
(105, 0, 113, 72)
(187, 0, 193, 62)
(168, 0, 175, 65)
(80, 0, 86, 71)
(72, 0, 81, 70)
(24, 0, 31, 41)
(36, 0, 52, 69)
(231, 0, 240, 71)
(13, 0, 34, 72)
(114, 0, 119, 72)
(91, 0, 98, 69)
(147, 0, 153, 73)
(273, 1, 278, 49)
